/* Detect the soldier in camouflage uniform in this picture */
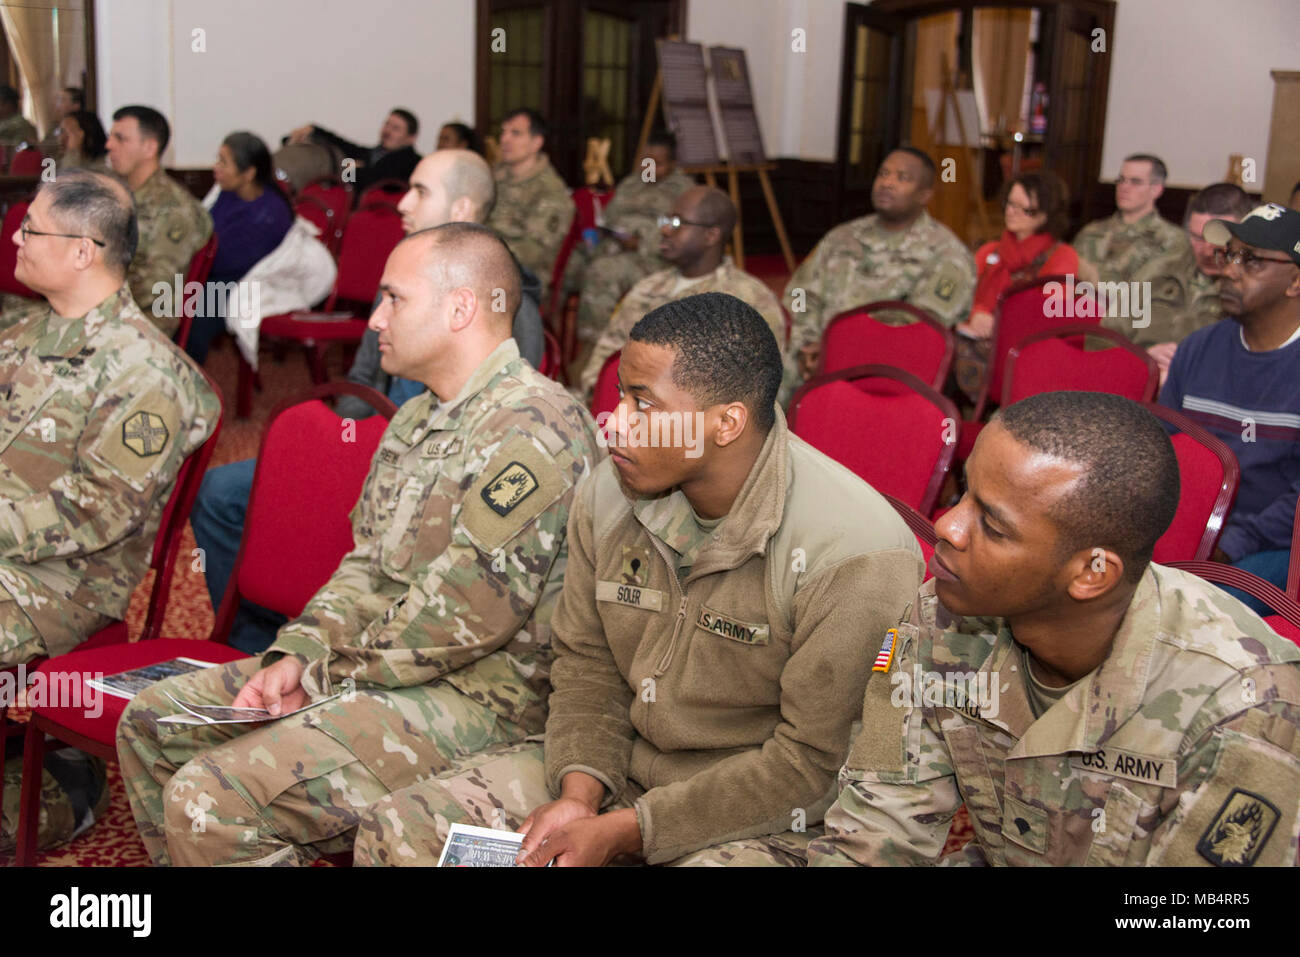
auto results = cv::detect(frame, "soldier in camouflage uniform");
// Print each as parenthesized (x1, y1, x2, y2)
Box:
(578, 186, 785, 398)
(485, 109, 573, 303)
(0, 170, 219, 667)
(0, 85, 37, 148)
(351, 293, 922, 867)
(564, 131, 696, 342)
(1072, 154, 1193, 348)
(809, 392, 1300, 867)
(783, 148, 975, 400)
(116, 224, 599, 866)
(105, 106, 212, 338)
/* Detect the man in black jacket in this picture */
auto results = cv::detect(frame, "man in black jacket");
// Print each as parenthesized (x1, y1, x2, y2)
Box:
(288, 108, 421, 196)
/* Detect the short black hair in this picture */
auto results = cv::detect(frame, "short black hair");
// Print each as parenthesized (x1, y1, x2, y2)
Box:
(68, 110, 108, 160)
(1290, 180, 1300, 198)
(441, 121, 482, 155)
(646, 128, 677, 159)
(0, 85, 18, 110)
(889, 146, 936, 188)
(994, 392, 1179, 583)
(113, 105, 171, 155)
(391, 108, 418, 137)
(43, 169, 138, 273)
(64, 86, 85, 110)
(1124, 153, 1168, 184)
(1186, 182, 1252, 225)
(629, 292, 781, 433)
(502, 107, 547, 141)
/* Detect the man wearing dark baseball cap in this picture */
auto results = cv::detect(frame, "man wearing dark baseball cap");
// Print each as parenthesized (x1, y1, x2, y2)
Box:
(1159, 202, 1300, 612)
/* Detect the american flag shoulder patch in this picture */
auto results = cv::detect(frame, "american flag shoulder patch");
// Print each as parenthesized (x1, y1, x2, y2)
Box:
(873, 628, 899, 673)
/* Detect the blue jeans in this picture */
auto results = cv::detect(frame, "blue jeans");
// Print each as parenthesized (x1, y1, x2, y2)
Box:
(1219, 548, 1292, 616)
(190, 459, 286, 654)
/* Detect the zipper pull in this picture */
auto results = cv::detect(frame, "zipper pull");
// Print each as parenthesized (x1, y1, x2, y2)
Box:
(653, 597, 689, 678)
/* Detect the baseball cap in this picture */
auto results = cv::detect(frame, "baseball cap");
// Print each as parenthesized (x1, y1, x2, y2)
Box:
(1203, 202, 1300, 267)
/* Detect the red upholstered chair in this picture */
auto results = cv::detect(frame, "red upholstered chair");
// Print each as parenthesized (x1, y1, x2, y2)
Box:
(539, 327, 565, 383)
(883, 492, 937, 579)
(0, 199, 38, 299)
(1146, 403, 1240, 563)
(1289, 498, 1300, 601)
(9, 147, 43, 176)
(549, 186, 614, 362)
(1166, 560, 1300, 647)
(818, 300, 955, 389)
(787, 364, 960, 516)
(1002, 324, 1159, 405)
(14, 382, 396, 863)
(293, 195, 340, 257)
(237, 202, 403, 418)
(357, 178, 408, 209)
(172, 234, 219, 350)
(299, 177, 350, 233)
(589, 351, 621, 421)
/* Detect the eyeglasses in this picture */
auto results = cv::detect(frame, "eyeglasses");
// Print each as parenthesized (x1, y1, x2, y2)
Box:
(1004, 199, 1040, 216)
(20, 217, 105, 247)
(1213, 246, 1296, 272)
(658, 214, 711, 230)
(1116, 176, 1151, 188)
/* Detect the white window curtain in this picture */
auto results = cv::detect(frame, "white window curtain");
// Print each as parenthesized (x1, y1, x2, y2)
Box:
(0, 0, 87, 138)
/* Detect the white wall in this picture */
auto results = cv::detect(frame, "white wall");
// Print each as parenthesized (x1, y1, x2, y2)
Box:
(96, 0, 476, 168)
(1100, 0, 1300, 187)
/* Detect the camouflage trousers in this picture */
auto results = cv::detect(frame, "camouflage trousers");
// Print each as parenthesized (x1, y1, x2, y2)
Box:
(0, 567, 113, 666)
(574, 252, 661, 343)
(352, 741, 818, 867)
(116, 656, 533, 866)
(1, 752, 108, 853)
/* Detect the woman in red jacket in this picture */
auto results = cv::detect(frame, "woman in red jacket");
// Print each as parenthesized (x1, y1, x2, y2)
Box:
(954, 170, 1077, 401)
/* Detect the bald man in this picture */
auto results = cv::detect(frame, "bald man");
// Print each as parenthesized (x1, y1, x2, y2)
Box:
(117, 224, 601, 866)
(578, 186, 786, 398)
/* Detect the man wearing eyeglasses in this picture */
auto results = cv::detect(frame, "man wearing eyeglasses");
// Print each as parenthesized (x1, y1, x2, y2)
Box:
(1073, 154, 1192, 347)
(1159, 203, 1300, 612)
(577, 185, 784, 398)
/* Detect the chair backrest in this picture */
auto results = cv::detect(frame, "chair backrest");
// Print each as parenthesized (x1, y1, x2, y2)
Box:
(819, 300, 954, 388)
(883, 492, 937, 578)
(548, 186, 613, 315)
(357, 178, 409, 208)
(141, 367, 224, 641)
(212, 382, 398, 639)
(1145, 403, 1241, 563)
(173, 234, 219, 350)
(1003, 323, 1159, 406)
(590, 351, 621, 420)
(300, 176, 350, 248)
(330, 202, 404, 307)
(1166, 560, 1300, 646)
(293, 195, 339, 256)
(9, 147, 43, 176)
(540, 327, 564, 382)
(976, 275, 1099, 419)
(788, 363, 960, 516)
(0, 199, 37, 298)
(1289, 497, 1300, 600)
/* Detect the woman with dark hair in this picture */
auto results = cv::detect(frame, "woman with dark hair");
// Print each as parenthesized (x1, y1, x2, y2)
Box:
(56, 110, 108, 171)
(953, 170, 1079, 400)
(188, 131, 295, 363)
(436, 121, 482, 155)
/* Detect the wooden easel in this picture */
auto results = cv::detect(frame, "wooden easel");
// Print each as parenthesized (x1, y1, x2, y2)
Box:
(934, 55, 993, 241)
(636, 70, 796, 272)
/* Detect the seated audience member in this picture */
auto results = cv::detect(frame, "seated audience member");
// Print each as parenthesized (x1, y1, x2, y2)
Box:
(39, 85, 84, 158)
(191, 148, 544, 654)
(106, 105, 213, 337)
(565, 129, 695, 342)
(185, 131, 295, 364)
(55, 110, 108, 173)
(437, 120, 482, 154)
(783, 147, 976, 399)
(579, 186, 785, 397)
(486, 107, 574, 301)
(1072, 153, 1192, 347)
(953, 170, 1078, 401)
(117, 223, 599, 867)
(808, 391, 1300, 867)
(1159, 203, 1300, 612)
(1146, 182, 1253, 384)
(289, 108, 420, 195)
(0, 169, 219, 668)
(0, 84, 36, 148)
(351, 292, 924, 867)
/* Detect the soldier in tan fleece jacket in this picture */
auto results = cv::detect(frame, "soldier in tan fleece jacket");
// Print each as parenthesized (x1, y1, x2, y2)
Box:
(352, 291, 923, 866)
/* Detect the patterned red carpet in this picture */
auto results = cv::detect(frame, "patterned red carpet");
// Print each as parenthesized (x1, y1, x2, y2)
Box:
(5, 272, 974, 866)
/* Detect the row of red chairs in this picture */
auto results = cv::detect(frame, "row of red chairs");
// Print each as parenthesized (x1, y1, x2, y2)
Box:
(292, 176, 408, 258)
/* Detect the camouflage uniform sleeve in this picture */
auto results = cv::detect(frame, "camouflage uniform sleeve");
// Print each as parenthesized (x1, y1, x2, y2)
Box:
(807, 622, 965, 866)
(128, 202, 213, 329)
(1123, 238, 1196, 346)
(783, 240, 830, 352)
(749, 281, 788, 350)
(907, 239, 977, 327)
(0, 365, 204, 562)
(544, 468, 638, 804)
(1147, 666, 1300, 866)
(512, 186, 575, 286)
(579, 284, 646, 396)
(1072, 220, 1105, 284)
(271, 406, 587, 694)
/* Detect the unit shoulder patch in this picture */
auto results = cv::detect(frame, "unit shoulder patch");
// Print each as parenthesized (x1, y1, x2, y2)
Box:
(122, 410, 170, 458)
(481, 461, 539, 516)
(1196, 788, 1279, 867)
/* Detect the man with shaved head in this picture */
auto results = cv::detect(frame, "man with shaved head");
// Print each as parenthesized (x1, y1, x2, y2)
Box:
(578, 185, 785, 398)
(118, 222, 600, 866)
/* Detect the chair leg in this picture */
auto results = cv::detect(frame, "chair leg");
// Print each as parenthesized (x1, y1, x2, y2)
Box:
(15, 720, 47, 865)
(237, 356, 254, 419)
(307, 343, 328, 384)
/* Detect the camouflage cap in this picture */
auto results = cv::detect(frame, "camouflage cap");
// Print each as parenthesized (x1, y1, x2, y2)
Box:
(1203, 202, 1300, 266)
